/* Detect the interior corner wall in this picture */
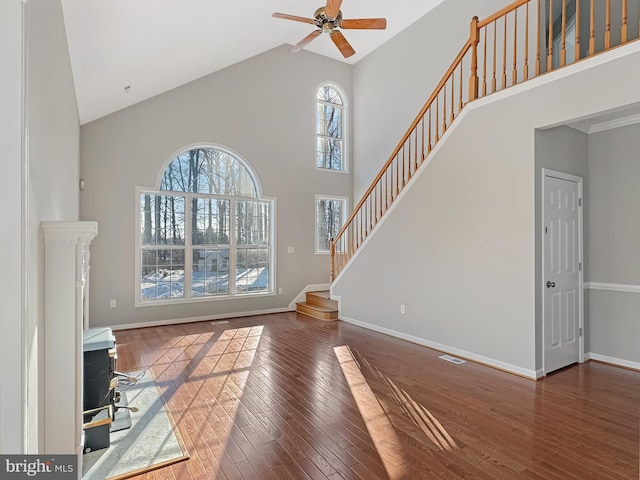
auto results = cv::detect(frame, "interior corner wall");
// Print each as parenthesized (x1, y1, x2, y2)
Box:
(350, 0, 514, 201)
(79, 45, 352, 328)
(534, 125, 589, 370)
(587, 123, 640, 364)
(0, 0, 80, 453)
(0, 0, 26, 454)
(27, 0, 81, 452)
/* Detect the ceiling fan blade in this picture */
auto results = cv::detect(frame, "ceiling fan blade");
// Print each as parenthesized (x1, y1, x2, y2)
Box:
(325, 0, 343, 19)
(272, 12, 317, 25)
(330, 30, 355, 58)
(289, 30, 322, 53)
(341, 18, 387, 30)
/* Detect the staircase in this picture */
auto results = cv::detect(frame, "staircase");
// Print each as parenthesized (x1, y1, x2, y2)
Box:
(296, 291, 338, 321)
(331, 0, 640, 281)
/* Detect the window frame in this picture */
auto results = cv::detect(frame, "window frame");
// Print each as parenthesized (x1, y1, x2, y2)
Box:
(315, 82, 349, 174)
(135, 145, 276, 307)
(315, 194, 349, 255)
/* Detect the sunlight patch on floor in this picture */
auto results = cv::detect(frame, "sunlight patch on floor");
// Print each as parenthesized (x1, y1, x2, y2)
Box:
(334, 345, 407, 480)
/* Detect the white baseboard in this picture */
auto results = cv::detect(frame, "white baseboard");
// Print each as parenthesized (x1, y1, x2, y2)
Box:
(586, 352, 640, 371)
(288, 283, 330, 310)
(108, 307, 290, 331)
(339, 315, 539, 380)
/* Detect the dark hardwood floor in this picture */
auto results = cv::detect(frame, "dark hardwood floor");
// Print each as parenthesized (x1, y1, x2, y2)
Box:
(114, 312, 640, 479)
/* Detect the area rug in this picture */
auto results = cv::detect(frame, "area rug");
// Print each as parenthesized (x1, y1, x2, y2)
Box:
(82, 370, 189, 480)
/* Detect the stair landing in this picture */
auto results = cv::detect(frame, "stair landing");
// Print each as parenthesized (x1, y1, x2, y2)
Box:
(296, 291, 338, 321)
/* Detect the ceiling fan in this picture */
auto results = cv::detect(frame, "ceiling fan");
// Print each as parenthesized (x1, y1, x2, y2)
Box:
(272, 0, 387, 58)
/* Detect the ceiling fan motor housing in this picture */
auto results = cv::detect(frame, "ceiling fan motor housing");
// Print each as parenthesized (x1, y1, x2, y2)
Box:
(314, 6, 343, 31)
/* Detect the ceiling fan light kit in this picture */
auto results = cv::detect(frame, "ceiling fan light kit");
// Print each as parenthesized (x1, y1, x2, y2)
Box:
(272, 0, 387, 58)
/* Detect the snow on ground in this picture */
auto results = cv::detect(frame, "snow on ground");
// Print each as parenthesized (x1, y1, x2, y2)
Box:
(141, 268, 269, 299)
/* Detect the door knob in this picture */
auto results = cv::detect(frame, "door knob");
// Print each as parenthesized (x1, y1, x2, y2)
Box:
(546, 281, 556, 288)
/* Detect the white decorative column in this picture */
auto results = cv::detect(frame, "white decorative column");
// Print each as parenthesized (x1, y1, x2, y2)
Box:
(42, 221, 97, 463)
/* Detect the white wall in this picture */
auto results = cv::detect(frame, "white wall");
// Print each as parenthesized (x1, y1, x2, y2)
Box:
(0, 0, 79, 453)
(0, 0, 26, 454)
(351, 0, 514, 200)
(27, 0, 81, 451)
(333, 41, 640, 377)
(80, 46, 352, 328)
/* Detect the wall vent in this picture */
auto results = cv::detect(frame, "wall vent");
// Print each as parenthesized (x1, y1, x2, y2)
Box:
(439, 354, 466, 365)
(210, 320, 230, 325)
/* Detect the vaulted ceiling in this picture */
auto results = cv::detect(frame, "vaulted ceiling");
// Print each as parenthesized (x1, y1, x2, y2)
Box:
(61, 0, 446, 124)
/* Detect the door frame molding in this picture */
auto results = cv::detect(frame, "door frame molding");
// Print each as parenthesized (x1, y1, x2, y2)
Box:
(541, 168, 585, 374)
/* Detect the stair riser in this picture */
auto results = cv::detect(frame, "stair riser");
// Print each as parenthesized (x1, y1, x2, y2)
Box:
(296, 303, 338, 321)
(305, 293, 338, 310)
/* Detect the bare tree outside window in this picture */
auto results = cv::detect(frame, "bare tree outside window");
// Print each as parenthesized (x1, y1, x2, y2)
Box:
(316, 196, 347, 253)
(139, 146, 273, 302)
(316, 85, 345, 171)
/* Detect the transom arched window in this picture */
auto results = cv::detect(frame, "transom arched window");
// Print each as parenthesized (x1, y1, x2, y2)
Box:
(136, 146, 274, 305)
(316, 83, 346, 172)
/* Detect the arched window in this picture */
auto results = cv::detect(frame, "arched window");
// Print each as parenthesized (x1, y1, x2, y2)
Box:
(136, 146, 274, 304)
(316, 83, 346, 172)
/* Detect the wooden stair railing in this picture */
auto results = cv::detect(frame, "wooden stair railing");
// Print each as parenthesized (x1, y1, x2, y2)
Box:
(331, 0, 640, 280)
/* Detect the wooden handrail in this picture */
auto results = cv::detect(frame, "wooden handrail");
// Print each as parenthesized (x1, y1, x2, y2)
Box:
(333, 40, 473, 242)
(332, 0, 640, 280)
(478, 0, 530, 28)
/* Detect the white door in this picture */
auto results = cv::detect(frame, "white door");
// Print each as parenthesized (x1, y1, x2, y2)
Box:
(543, 172, 582, 374)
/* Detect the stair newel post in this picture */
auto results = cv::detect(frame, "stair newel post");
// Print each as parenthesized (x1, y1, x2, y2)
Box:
(330, 238, 336, 281)
(469, 16, 480, 102)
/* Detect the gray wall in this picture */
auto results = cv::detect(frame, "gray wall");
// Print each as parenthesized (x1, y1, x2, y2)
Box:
(333, 38, 640, 376)
(80, 45, 352, 328)
(534, 125, 589, 369)
(587, 123, 640, 363)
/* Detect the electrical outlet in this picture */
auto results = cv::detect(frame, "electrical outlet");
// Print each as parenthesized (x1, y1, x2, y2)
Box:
(110, 299, 117, 308)
(400, 304, 405, 314)
(288, 247, 294, 254)
(278, 287, 283, 294)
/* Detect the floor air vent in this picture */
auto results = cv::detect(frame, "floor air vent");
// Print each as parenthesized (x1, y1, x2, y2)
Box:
(210, 320, 230, 325)
(439, 354, 466, 365)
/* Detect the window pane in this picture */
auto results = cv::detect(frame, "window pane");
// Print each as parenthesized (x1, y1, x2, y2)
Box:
(192, 198, 230, 245)
(140, 194, 185, 246)
(316, 138, 343, 170)
(161, 148, 257, 197)
(236, 248, 270, 293)
(140, 248, 185, 300)
(316, 104, 342, 138)
(192, 248, 230, 296)
(317, 86, 343, 105)
(236, 201, 270, 245)
(316, 199, 345, 252)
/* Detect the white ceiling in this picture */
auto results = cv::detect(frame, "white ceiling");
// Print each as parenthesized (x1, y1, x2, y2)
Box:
(61, 0, 446, 124)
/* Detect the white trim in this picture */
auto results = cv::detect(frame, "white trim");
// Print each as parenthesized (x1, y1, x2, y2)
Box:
(584, 281, 640, 293)
(288, 283, 330, 310)
(587, 113, 640, 134)
(339, 315, 540, 380)
(110, 307, 290, 331)
(541, 169, 585, 374)
(588, 352, 640, 371)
